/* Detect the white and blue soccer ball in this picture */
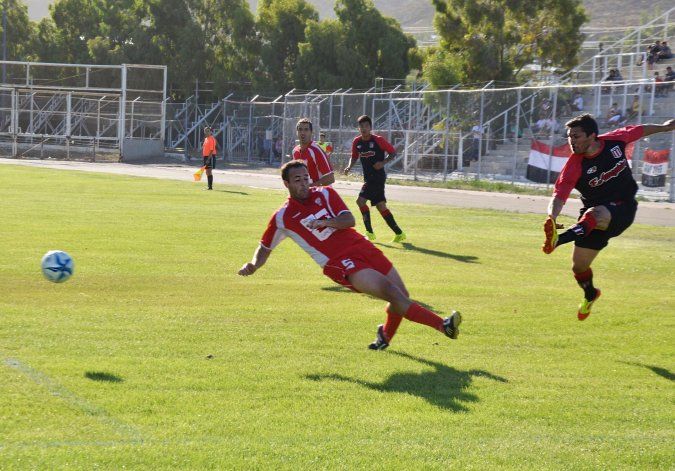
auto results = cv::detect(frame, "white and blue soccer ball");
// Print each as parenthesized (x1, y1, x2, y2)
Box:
(41, 250, 74, 283)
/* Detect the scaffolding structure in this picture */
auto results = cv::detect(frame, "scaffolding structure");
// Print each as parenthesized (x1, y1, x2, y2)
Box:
(0, 61, 167, 161)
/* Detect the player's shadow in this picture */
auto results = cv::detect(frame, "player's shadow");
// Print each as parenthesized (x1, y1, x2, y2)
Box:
(84, 371, 124, 383)
(381, 242, 479, 264)
(320, 285, 352, 293)
(305, 351, 507, 412)
(621, 362, 675, 382)
(214, 189, 249, 195)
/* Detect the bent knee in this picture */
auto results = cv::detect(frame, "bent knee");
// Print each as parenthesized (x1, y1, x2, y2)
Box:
(585, 206, 611, 228)
(572, 263, 591, 274)
(383, 281, 407, 303)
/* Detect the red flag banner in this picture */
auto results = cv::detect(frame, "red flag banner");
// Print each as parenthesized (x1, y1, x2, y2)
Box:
(641, 148, 670, 188)
(526, 140, 572, 183)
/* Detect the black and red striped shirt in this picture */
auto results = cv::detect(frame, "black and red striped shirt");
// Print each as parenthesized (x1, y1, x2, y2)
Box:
(553, 126, 643, 207)
(351, 134, 396, 183)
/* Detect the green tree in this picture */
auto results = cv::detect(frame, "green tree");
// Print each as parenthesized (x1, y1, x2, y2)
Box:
(428, 0, 587, 86)
(200, 0, 260, 97)
(295, 0, 415, 90)
(0, 0, 35, 62)
(295, 19, 349, 90)
(135, 0, 207, 96)
(48, 0, 102, 63)
(256, 0, 319, 95)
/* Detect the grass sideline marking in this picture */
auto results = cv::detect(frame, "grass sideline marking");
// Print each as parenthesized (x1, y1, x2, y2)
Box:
(3, 357, 144, 445)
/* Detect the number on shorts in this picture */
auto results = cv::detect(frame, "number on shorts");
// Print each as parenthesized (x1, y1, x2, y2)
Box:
(341, 258, 355, 270)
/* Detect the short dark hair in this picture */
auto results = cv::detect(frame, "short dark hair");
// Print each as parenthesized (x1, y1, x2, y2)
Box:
(296, 118, 313, 131)
(281, 160, 307, 181)
(357, 115, 372, 126)
(565, 113, 598, 137)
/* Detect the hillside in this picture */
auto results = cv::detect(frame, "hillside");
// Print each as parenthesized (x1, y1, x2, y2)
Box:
(23, 0, 674, 29)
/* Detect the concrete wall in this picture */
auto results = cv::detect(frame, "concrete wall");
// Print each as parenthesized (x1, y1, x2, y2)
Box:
(122, 139, 164, 162)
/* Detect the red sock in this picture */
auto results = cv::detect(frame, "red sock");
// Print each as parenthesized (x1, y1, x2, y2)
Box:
(404, 303, 444, 332)
(578, 212, 597, 236)
(383, 307, 403, 341)
(379, 208, 391, 217)
(574, 268, 593, 283)
(359, 205, 370, 214)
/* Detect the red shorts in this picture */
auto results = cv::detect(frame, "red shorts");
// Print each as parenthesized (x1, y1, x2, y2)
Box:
(322, 239, 393, 292)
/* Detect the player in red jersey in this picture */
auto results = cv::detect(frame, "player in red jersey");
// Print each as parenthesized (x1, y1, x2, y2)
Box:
(291, 118, 335, 187)
(344, 115, 406, 243)
(542, 114, 675, 320)
(238, 160, 462, 350)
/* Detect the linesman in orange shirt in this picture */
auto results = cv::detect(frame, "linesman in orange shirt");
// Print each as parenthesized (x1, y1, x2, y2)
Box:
(202, 126, 217, 190)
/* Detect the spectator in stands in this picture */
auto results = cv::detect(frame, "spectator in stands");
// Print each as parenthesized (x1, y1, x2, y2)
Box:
(654, 71, 667, 97)
(606, 102, 624, 127)
(626, 95, 641, 120)
(273, 136, 283, 161)
(657, 41, 672, 60)
(572, 92, 584, 112)
(614, 69, 624, 81)
(536, 98, 553, 122)
(602, 69, 619, 93)
(665, 66, 675, 93)
(666, 66, 675, 82)
(646, 42, 661, 70)
(469, 123, 484, 161)
(560, 91, 582, 116)
(534, 116, 558, 136)
(507, 122, 523, 141)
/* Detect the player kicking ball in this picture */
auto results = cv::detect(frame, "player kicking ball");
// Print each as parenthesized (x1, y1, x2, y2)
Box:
(238, 160, 461, 350)
(543, 114, 675, 320)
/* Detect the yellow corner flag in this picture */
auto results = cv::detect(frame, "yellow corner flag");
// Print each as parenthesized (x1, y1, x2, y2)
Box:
(193, 166, 206, 181)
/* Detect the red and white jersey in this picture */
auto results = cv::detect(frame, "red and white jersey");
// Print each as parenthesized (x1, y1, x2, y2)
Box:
(292, 141, 333, 184)
(260, 187, 365, 267)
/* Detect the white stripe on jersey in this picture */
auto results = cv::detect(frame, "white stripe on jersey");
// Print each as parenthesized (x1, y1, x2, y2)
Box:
(319, 187, 339, 217)
(265, 206, 287, 250)
(272, 201, 331, 267)
(307, 147, 322, 178)
(285, 230, 330, 267)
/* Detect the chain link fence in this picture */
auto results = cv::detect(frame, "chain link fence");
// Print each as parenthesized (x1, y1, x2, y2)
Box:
(0, 61, 166, 162)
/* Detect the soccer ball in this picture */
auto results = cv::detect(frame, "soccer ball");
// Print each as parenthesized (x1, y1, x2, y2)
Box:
(41, 250, 74, 283)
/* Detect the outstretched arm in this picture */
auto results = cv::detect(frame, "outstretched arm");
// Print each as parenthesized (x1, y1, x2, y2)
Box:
(642, 119, 675, 137)
(311, 172, 335, 187)
(238, 244, 272, 276)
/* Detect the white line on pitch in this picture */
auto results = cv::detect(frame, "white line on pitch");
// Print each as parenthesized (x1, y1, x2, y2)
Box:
(3, 357, 144, 444)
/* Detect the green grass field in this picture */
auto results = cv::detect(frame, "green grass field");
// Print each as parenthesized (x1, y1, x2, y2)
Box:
(1, 165, 673, 469)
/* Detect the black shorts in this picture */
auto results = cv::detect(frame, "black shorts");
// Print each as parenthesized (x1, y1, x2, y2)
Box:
(575, 200, 638, 251)
(359, 180, 386, 205)
(203, 156, 215, 170)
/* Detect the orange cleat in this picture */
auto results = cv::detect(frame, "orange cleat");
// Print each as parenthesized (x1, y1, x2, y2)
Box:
(577, 289, 601, 321)
(542, 217, 559, 254)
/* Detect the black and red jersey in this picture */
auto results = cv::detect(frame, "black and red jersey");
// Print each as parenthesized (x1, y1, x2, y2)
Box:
(553, 126, 643, 207)
(351, 134, 396, 182)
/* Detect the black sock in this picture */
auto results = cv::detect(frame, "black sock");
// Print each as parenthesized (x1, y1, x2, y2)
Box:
(577, 278, 597, 301)
(557, 224, 586, 246)
(574, 269, 597, 301)
(362, 211, 373, 233)
(381, 210, 402, 235)
(207, 175, 213, 189)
